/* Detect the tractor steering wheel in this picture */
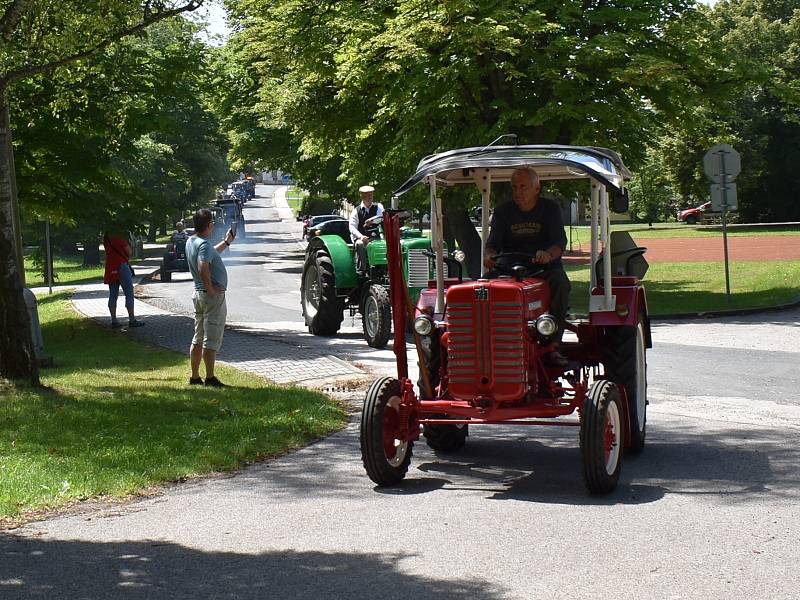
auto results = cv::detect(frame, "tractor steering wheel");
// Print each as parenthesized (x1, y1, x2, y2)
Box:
(488, 252, 548, 278)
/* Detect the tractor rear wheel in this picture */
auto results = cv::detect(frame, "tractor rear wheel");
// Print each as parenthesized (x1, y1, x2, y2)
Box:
(360, 377, 413, 486)
(423, 420, 467, 453)
(301, 248, 345, 335)
(418, 333, 467, 452)
(362, 284, 391, 348)
(580, 380, 623, 494)
(604, 316, 647, 453)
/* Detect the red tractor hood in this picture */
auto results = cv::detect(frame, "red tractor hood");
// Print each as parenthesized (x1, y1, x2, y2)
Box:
(445, 277, 549, 403)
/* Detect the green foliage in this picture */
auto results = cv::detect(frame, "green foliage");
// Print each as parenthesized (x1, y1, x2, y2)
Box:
(650, 1, 800, 222)
(221, 0, 712, 200)
(12, 16, 228, 237)
(627, 150, 679, 223)
(300, 195, 343, 217)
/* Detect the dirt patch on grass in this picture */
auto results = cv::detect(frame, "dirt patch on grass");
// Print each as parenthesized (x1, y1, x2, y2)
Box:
(563, 235, 800, 264)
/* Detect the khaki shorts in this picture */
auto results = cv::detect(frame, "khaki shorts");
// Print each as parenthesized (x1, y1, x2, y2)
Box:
(192, 291, 227, 351)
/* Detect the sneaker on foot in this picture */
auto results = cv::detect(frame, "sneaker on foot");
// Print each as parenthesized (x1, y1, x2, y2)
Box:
(189, 377, 203, 385)
(111, 321, 122, 329)
(128, 320, 145, 328)
(204, 376, 225, 387)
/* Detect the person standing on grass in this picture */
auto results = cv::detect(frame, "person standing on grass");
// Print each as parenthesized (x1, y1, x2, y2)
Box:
(103, 232, 145, 329)
(186, 208, 235, 387)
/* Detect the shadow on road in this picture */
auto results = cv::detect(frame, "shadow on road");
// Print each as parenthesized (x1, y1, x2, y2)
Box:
(253, 420, 798, 507)
(0, 538, 503, 599)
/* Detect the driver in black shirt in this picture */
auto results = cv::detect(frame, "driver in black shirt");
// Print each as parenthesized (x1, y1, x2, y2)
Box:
(484, 168, 571, 362)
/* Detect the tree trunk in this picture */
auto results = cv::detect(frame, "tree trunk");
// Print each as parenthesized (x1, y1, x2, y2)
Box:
(0, 86, 39, 384)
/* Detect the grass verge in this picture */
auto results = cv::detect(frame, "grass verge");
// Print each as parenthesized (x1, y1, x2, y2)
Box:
(566, 260, 800, 315)
(24, 256, 104, 287)
(286, 186, 306, 215)
(0, 292, 346, 522)
(564, 223, 800, 246)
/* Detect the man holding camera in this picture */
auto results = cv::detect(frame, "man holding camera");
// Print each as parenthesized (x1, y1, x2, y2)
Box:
(186, 208, 236, 387)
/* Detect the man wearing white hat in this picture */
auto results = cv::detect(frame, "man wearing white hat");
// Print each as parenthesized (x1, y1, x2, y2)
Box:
(349, 184, 384, 273)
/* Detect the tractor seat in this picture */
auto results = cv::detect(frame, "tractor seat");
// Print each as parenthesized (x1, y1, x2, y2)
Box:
(594, 231, 649, 283)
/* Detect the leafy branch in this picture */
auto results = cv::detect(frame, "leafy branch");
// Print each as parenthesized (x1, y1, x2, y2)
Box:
(0, 0, 205, 87)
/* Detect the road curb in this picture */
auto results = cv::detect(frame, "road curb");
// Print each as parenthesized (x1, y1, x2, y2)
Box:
(650, 295, 800, 321)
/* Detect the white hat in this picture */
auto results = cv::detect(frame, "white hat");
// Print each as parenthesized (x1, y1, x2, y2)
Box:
(359, 185, 375, 193)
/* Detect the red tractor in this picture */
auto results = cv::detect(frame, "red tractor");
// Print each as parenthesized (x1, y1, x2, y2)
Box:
(359, 145, 650, 494)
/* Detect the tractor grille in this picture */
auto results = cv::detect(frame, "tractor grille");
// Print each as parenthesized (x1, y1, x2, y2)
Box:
(447, 292, 527, 401)
(406, 249, 430, 288)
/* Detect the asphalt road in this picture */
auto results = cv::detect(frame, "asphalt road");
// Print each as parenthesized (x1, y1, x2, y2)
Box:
(149, 184, 306, 325)
(2, 186, 798, 599)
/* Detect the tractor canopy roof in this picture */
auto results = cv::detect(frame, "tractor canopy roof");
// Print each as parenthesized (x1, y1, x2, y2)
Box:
(392, 145, 631, 198)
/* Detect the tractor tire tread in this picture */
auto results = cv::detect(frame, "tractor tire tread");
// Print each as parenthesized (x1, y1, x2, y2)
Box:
(580, 380, 623, 494)
(360, 377, 412, 486)
(603, 318, 647, 453)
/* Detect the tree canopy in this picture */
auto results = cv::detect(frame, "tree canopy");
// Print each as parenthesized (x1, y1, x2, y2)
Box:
(223, 0, 725, 204)
(0, 0, 210, 382)
(13, 16, 227, 236)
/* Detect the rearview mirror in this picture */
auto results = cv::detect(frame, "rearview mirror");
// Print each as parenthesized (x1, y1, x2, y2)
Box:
(612, 188, 629, 213)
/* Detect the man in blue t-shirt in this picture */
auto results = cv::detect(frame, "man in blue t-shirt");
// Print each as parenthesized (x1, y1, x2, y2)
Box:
(186, 208, 236, 387)
(485, 168, 571, 363)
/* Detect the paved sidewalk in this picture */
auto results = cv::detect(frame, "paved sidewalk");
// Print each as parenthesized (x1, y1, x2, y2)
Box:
(68, 284, 363, 386)
(272, 185, 297, 223)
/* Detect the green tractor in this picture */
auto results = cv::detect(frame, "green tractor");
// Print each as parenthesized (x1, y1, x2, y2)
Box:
(301, 215, 436, 348)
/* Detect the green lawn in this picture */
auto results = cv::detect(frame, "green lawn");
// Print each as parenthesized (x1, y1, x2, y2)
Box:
(23, 252, 160, 287)
(565, 223, 800, 246)
(24, 255, 104, 287)
(0, 293, 346, 522)
(286, 186, 306, 214)
(566, 260, 800, 316)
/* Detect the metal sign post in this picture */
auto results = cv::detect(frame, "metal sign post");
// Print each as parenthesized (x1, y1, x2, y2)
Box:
(45, 218, 53, 294)
(704, 144, 740, 305)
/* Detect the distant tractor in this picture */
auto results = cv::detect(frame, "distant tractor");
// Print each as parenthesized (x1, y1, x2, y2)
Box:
(301, 216, 442, 349)
(359, 144, 651, 495)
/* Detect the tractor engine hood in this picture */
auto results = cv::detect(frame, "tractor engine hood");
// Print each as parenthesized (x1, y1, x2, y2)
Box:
(446, 277, 549, 404)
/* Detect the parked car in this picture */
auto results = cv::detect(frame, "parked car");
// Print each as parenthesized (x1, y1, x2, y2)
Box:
(678, 201, 712, 225)
(303, 214, 344, 240)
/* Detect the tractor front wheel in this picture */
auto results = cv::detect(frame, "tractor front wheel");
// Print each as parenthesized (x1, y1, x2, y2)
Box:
(580, 380, 624, 495)
(362, 284, 391, 348)
(301, 248, 345, 335)
(360, 377, 413, 486)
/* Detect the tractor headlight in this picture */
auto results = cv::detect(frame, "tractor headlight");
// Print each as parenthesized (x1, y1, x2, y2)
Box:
(414, 315, 434, 336)
(535, 314, 558, 337)
(453, 250, 466, 263)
